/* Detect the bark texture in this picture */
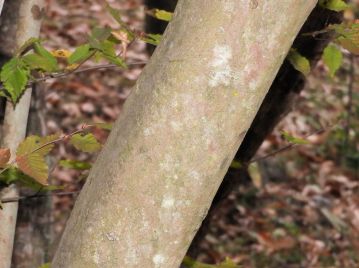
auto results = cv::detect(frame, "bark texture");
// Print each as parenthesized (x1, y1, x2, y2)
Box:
(0, 1, 45, 267)
(52, 1, 316, 267)
(187, 5, 343, 258)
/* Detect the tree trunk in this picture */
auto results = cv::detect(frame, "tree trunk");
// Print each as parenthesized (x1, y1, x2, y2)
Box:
(52, 1, 316, 267)
(187, 5, 342, 258)
(0, 1, 45, 267)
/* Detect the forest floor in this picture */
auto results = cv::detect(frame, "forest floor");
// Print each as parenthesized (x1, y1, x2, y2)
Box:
(36, 0, 359, 267)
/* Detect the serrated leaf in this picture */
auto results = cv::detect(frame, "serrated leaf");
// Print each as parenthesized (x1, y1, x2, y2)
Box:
(322, 44, 343, 77)
(0, 148, 10, 168)
(337, 36, 359, 54)
(19, 173, 63, 191)
(100, 53, 127, 67)
(0, 57, 30, 103)
(68, 44, 92, 64)
(33, 43, 58, 70)
(70, 133, 101, 153)
(141, 34, 162, 46)
(281, 131, 310, 145)
(332, 22, 359, 55)
(319, 0, 349, 11)
(151, 9, 173, 22)
(91, 27, 112, 42)
(15, 134, 59, 185)
(287, 49, 310, 75)
(59, 159, 92, 170)
(23, 53, 58, 72)
(16, 134, 59, 157)
(0, 166, 61, 191)
(94, 40, 127, 67)
(16, 153, 49, 185)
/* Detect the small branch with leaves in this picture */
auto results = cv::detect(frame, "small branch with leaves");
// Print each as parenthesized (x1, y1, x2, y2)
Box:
(0, 123, 112, 203)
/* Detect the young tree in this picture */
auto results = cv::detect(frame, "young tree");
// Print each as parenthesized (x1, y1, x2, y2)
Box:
(0, 1, 45, 267)
(52, 0, 317, 267)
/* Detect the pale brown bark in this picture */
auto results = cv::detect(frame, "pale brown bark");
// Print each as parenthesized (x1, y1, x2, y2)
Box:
(52, 1, 317, 267)
(0, 1, 45, 267)
(0, 1, 3, 15)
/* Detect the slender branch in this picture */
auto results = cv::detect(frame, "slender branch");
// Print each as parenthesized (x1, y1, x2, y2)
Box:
(0, 124, 94, 177)
(249, 122, 339, 164)
(1, 190, 80, 204)
(0, 60, 148, 92)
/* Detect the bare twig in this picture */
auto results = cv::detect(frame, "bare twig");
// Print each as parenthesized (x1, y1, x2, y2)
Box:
(1, 190, 80, 204)
(250, 123, 339, 164)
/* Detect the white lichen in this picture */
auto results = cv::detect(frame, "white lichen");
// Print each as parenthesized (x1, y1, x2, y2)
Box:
(153, 254, 165, 267)
(161, 196, 175, 208)
(209, 45, 233, 88)
(170, 120, 182, 131)
(93, 250, 100, 264)
(189, 170, 200, 181)
(105, 232, 119, 241)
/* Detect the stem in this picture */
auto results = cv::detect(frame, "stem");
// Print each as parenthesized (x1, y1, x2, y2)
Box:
(1, 190, 80, 203)
(0, 60, 148, 92)
(250, 122, 339, 164)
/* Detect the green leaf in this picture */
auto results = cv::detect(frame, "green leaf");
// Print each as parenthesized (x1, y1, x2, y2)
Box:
(94, 40, 127, 67)
(331, 22, 359, 55)
(16, 134, 59, 156)
(0, 57, 30, 103)
(0, 166, 61, 191)
(322, 44, 343, 77)
(152, 9, 173, 22)
(281, 131, 310, 145)
(68, 44, 92, 64)
(59, 159, 92, 170)
(70, 133, 101, 153)
(16, 37, 40, 56)
(91, 27, 112, 41)
(141, 34, 162, 46)
(33, 43, 58, 70)
(101, 53, 127, 67)
(0, 167, 23, 185)
(23, 53, 58, 72)
(319, 0, 349, 11)
(230, 160, 242, 169)
(287, 49, 310, 75)
(15, 134, 59, 185)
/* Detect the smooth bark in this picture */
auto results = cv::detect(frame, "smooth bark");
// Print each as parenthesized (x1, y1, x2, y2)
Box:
(53, 1, 316, 267)
(0, 1, 45, 267)
(0, 1, 3, 15)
